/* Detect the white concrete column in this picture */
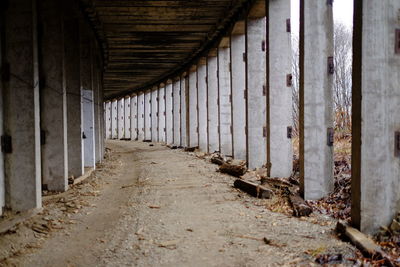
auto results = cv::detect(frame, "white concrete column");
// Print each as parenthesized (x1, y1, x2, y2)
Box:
(218, 42, 233, 157)
(180, 76, 189, 147)
(130, 94, 138, 140)
(39, 0, 68, 191)
(64, 8, 83, 178)
(91, 45, 101, 164)
(151, 87, 158, 142)
(111, 99, 118, 139)
(105, 101, 111, 139)
(117, 98, 125, 140)
(165, 81, 174, 145)
(300, 0, 334, 200)
(158, 85, 166, 143)
(246, 12, 267, 169)
(4, 0, 42, 211)
(144, 90, 151, 141)
(269, 0, 293, 177)
(188, 68, 198, 148)
(124, 96, 131, 140)
(207, 50, 220, 153)
(173, 78, 181, 147)
(137, 92, 145, 141)
(351, 0, 400, 234)
(230, 22, 247, 160)
(197, 59, 208, 152)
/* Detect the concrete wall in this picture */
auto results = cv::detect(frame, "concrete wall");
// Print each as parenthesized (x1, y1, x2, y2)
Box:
(105, 101, 111, 139)
(173, 79, 181, 147)
(39, 0, 68, 191)
(144, 90, 152, 140)
(130, 95, 138, 140)
(4, 0, 42, 211)
(151, 88, 158, 142)
(197, 63, 208, 152)
(207, 54, 220, 153)
(165, 82, 174, 145)
(124, 97, 131, 139)
(218, 47, 233, 157)
(269, 0, 293, 178)
(82, 89, 95, 168)
(158, 86, 166, 143)
(300, 0, 334, 200)
(246, 17, 267, 169)
(117, 98, 125, 140)
(137, 92, 145, 141)
(351, 0, 400, 234)
(111, 100, 118, 139)
(188, 70, 198, 147)
(180, 76, 188, 147)
(230, 34, 247, 160)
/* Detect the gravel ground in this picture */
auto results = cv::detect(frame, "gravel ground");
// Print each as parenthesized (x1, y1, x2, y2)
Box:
(0, 140, 357, 267)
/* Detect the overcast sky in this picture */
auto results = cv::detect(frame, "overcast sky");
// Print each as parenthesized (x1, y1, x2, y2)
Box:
(290, 0, 354, 35)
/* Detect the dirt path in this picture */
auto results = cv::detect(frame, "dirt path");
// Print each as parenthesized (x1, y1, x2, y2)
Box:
(1, 141, 356, 266)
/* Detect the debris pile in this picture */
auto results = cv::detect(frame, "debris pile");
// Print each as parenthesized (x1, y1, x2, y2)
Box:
(376, 212, 400, 265)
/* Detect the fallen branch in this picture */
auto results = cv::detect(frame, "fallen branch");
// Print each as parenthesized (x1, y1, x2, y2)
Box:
(233, 179, 273, 199)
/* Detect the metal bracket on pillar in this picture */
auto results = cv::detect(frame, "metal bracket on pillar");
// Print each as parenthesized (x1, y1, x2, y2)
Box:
(287, 127, 293, 139)
(261, 40, 266, 52)
(262, 85, 266, 96)
(263, 127, 267, 138)
(327, 128, 334, 147)
(1, 135, 12, 153)
(244, 89, 247, 99)
(395, 131, 400, 157)
(395, 29, 400, 54)
(327, 0, 333, 6)
(242, 52, 247, 62)
(327, 56, 335, 74)
(286, 19, 291, 33)
(286, 74, 293, 87)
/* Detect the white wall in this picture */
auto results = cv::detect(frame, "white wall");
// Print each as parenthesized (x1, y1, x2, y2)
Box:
(197, 64, 208, 152)
(144, 90, 152, 140)
(117, 98, 125, 140)
(158, 87, 166, 143)
(105, 101, 111, 139)
(207, 55, 220, 153)
(82, 89, 95, 168)
(188, 71, 198, 147)
(130, 95, 138, 140)
(137, 92, 145, 141)
(165, 83, 174, 145)
(111, 100, 118, 139)
(124, 97, 131, 139)
(173, 79, 181, 146)
(151, 88, 158, 142)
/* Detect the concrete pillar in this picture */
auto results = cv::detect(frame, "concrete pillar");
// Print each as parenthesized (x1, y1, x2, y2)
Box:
(117, 98, 125, 140)
(230, 22, 247, 160)
(0, 15, 5, 214)
(299, 0, 334, 200)
(166, 81, 174, 145)
(144, 90, 151, 141)
(180, 76, 189, 147)
(268, 0, 293, 177)
(207, 50, 220, 153)
(64, 3, 83, 178)
(173, 78, 181, 147)
(130, 94, 138, 140)
(158, 85, 166, 143)
(38, 0, 68, 191)
(188, 67, 198, 147)
(246, 7, 267, 169)
(105, 101, 111, 139)
(197, 59, 208, 152)
(92, 45, 101, 163)
(351, 0, 400, 234)
(124, 96, 131, 140)
(111, 99, 118, 139)
(137, 92, 145, 141)
(3, 0, 42, 211)
(151, 87, 158, 142)
(218, 41, 233, 157)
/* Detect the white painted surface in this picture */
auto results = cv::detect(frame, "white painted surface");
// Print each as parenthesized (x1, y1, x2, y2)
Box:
(207, 56, 220, 153)
(180, 77, 188, 147)
(158, 87, 166, 143)
(230, 34, 247, 160)
(269, 0, 293, 177)
(82, 89, 96, 168)
(144, 90, 152, 140)
(151, 89, 158, 142)
(111, 100, 118, 139)
(173, 79, 181, 146)
(117, 98, 125, 140)
(188, 71, 198, 147)
(124, 97, 131, 139)
(218, 47, 233, 156)
(357, 0, 400, 234)
(130, 95, 138, 140)
(197, 64, 208, 152)
(303, 1, 334, 200)
(166, 83, 174, 145)
(105, 101, 111, 139)
(137, 92, 145, 141)
(246, 18, 267, 169)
